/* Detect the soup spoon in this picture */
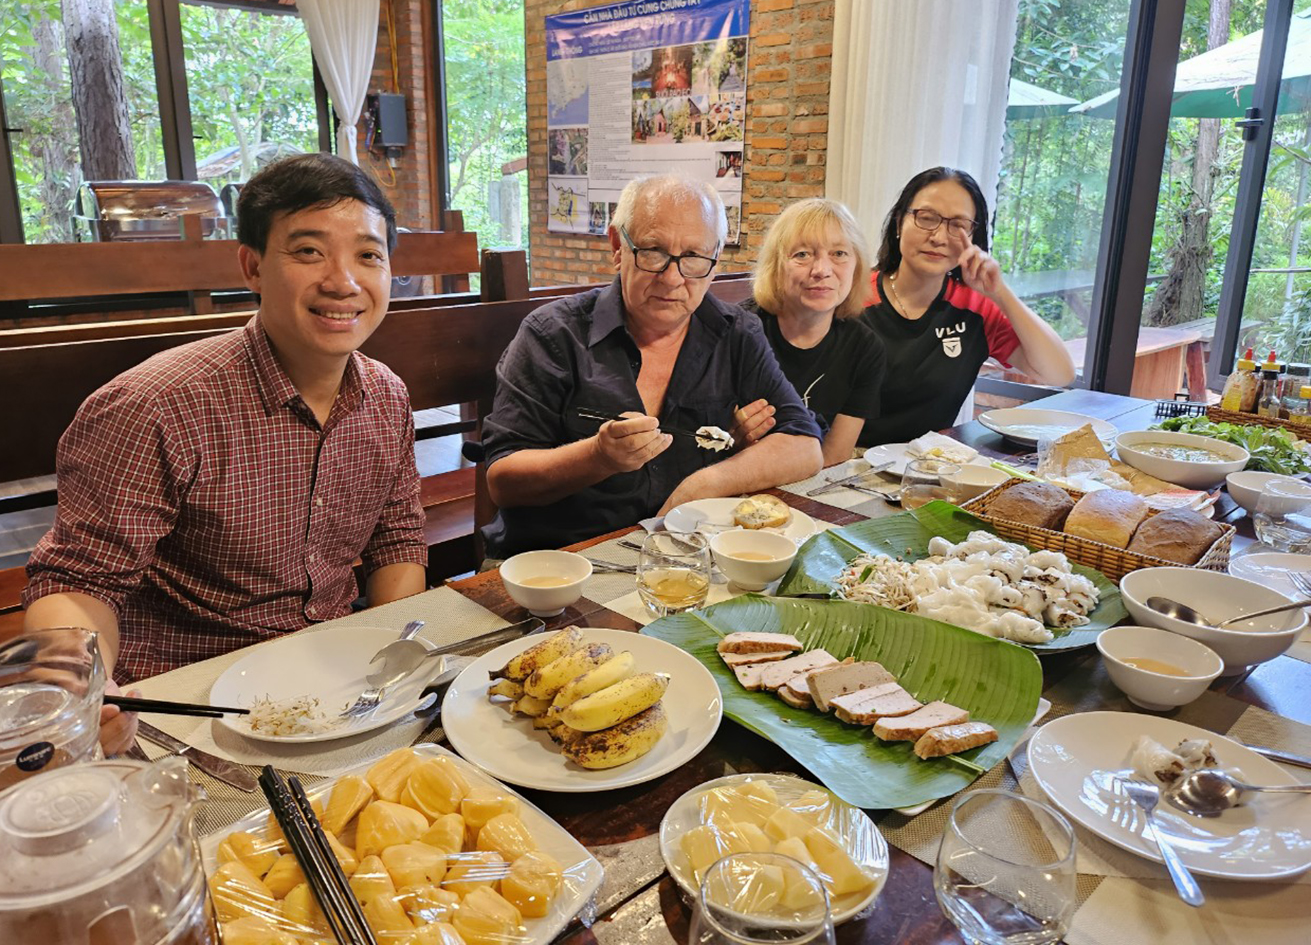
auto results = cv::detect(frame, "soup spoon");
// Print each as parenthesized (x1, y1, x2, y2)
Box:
(1146, 595, 1311, 629)
(1166, 768, 1311, 817)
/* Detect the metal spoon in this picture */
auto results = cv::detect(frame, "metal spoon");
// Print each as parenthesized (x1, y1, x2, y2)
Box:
(1166, 768, 1311, 818)
(1146, 595, 1311, 629)
(364, 620, 427, 687)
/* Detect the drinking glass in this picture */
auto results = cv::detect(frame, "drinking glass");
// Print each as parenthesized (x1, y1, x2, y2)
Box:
(0, 627, 105, 791)
(1252, 479, 1311, 553)
(638, 532, 712, 617)
(901, 459, 962, 510)
(934, 789, 1076, 945)
(689, 852, 836, 945)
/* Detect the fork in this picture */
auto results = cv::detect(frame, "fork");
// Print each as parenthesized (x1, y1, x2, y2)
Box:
(341, 620, 424, 718)
(1116, 778, 1204, 907)
(585, 557, 637, 573)
(1289, 570, 1311, 598)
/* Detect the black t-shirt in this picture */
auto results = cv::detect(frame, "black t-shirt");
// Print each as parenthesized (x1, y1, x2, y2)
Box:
(743, 298, 886, 433)
(858, 273, 1019, 446)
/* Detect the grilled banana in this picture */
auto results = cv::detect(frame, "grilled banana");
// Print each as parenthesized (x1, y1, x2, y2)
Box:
(549, 651, 637, 711)
(561, 703, 668, 769)
(487, 679, 523, 700)
(522, 642, 615, 699)
(490, 627, 583, 681)
(512, 694, 552, 718)
(558, 672, 670, 733)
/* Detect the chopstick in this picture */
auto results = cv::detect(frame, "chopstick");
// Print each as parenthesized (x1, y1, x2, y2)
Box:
(575, 406, 710, 442)
(259, 766, 376, 945)
(105, 695, 249, 718)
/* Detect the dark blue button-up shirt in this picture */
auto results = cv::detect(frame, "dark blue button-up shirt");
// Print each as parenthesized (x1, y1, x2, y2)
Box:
(480, 279, 821, 557)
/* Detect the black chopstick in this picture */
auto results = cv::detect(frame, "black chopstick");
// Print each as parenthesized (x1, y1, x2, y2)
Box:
(288, 775, 376, 945)
(576, 406, 703, 440)
(259, 767, 375, 945)
(105, 695, 249, 718)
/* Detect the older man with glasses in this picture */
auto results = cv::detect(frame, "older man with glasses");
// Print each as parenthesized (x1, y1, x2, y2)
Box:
(479, 174, 823, 558)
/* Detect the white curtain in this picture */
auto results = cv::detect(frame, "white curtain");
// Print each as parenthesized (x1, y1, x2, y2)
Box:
(298, 0, 380, 164)
(827, 0, 1020, 238)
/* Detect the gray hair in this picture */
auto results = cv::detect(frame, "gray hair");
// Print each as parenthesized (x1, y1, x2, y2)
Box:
(609, 174, 728, 250)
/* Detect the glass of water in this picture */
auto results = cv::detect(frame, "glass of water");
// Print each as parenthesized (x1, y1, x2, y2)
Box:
(638, 532, 711, 617)
(934, 789, 1076, 945)
(901, 459, 962, 510)
(689, 852, 836, 945)
(1252, 479, 1311, 553)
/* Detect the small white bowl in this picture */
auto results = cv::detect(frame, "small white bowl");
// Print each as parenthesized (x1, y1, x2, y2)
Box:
(500, 550, 592, 616)
(940, 464, 1011, 501)
(1115, 430, 1249, 489)
(1226, 470, 1311, 516)
(1119, 567, 1306, 675)
(710, 530, 798, 591)
(1096, 625, 1223, 710)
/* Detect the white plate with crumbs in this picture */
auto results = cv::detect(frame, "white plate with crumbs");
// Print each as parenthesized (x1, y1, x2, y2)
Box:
(1027, 712, 1311, 880)
(977, 408, 1118, 448)
(210, 625, 446, 744)
(665, 498, 817, 544)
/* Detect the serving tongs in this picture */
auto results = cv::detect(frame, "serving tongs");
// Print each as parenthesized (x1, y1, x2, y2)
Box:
(575, 407, 734, 450)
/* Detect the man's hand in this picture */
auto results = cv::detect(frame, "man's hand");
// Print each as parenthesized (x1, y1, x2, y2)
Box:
(99, 678, 140, 756)
(731, 399, 775, 447)
(594, 412, 673, 473)
(957, 244, 1007, 301)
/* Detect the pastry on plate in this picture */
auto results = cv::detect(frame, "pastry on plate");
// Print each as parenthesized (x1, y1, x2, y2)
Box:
(732, 494, 791, 529)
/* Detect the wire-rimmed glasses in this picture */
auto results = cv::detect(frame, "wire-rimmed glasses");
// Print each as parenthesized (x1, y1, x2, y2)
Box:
(619, 225, 718, 278)
(906, 208, 977, 239)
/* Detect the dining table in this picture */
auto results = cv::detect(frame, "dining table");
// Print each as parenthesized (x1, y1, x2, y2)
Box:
(128, 388, 1311, 945)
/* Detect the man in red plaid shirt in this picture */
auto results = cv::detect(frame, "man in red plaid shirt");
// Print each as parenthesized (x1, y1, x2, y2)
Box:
(22, 154, 428, 752)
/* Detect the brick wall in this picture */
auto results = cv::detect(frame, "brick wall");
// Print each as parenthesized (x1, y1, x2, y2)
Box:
(523, 0, 834, 287)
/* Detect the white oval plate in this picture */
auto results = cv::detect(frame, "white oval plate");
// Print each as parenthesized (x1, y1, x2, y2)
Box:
(1027, 711, 1311, 880)
(199, 744, 604, 944)
(442, 628, 722, 792)
(659, 772, 889, 924)
(977, 408, 1118, 448)
(210, 625, 446, 744)
(861, 442, 997, 479)
(665, 498, 817, 544)
(1229, 552, 1311, 597)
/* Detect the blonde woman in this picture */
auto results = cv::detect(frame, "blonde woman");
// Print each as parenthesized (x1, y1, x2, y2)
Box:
(739, 199, 886, 466)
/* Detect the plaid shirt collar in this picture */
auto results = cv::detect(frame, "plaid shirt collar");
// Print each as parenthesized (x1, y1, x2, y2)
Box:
(242, 315, 368, 424)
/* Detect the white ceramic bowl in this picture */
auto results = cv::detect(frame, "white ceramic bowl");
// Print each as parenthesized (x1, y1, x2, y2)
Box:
(940, 464, 1011, 501)
(1226, 470, 1311, 515)
(1095, 625, 1223, 710)
(1119, 567, 1306, 675)
(1114, 430, 1249, 489)
(710, 529, 798, 591)
(500, 550, 592, 616)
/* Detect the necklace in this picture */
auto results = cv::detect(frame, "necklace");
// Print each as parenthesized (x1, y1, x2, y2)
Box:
(885, 273, 911, 318)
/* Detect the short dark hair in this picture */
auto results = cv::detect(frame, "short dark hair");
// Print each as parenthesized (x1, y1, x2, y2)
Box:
(236, 152, 398, 254)
(876, 167, 989, 277)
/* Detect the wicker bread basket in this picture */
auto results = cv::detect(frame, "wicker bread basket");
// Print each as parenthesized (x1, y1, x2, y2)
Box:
(1206, 405, 1311, 438)
(961, 478, 1234, 582)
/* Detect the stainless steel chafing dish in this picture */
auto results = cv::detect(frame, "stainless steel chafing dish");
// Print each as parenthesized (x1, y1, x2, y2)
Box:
(74, 180, 231, 242)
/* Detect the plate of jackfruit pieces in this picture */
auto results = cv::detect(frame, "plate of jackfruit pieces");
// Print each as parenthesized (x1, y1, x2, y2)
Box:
(441, 626, 723, 792)
(659, 773, 890, 925)
(201, 745, 604, 945)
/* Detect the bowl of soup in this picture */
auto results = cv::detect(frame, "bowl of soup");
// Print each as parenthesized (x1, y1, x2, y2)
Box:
(1096, 625, 1223, 710)
(710, 530, 798, 591)
(500, 550, 592, 616)
(1114, 430, 1249, 489)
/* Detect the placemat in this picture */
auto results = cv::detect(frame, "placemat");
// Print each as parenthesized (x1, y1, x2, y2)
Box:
(776, 460, 904, 517)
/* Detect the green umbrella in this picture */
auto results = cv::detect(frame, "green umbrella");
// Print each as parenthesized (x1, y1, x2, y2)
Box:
(1007, 78, 1078, 118)
(1073, 10, 1311, 119)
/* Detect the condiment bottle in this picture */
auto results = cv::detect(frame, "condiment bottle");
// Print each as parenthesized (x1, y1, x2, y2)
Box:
(1291, 385, 1311, 429)
(1257, 367, 1283, 418)
(1220, 349, 1259, 412)
(0, 757, 219, 945)
(1280, 362, 1310, 415)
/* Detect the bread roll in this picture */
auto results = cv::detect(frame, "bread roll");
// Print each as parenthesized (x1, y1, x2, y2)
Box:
(733, 494, 791, 529)
(1064, 489, 1150, 548)
(987, 481, 1075, 530)
(1127, 508, 1223, 564)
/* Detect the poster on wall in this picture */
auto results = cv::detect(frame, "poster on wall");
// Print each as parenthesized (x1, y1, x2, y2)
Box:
(545, 0, 749, 244)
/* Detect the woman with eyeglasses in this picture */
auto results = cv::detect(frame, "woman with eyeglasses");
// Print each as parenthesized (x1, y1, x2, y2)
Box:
(740, 198, 887, 466)
(859, 167, 1074, 446)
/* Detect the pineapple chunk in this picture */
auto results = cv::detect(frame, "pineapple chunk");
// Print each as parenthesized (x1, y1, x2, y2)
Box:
(219, 915, 299, 945)
(367, 748, 423, 803)
(785, 790, 833, 827)
(460, 787, 520, 832)
(217, 830, 281, 878)
(441, 850, 508, 896)
(739, 780, 780, 807)
(474, 812, 537, 862)
(381, 841, 448, 888)
(763, 806, 813, 843)
(350, 854, 398, 906)
(402, 757, 471, 819)
(363, 893, 414, 939)
(406, 924, 467, 945)
(261, 853, 305, 899)
(681, 823, 731, 883)
(729, 863, 785, 914)
(773, 836, 819, 873)
(419, 813, 466, 856)
(452, 886, 522, 945)
(699, 787, 778, 830)
(721, 821, 772, 854)
(208, 860, 278, 923)
(397, 884, 461, 925)
(779, 859, 826, 913)
(802, 826, 873, 898)
(282, 882, 330, 936)
(323, 775, 375, 835)
(356, 800, 429, 860)
(324, 830, 359, 877)
(500, 851, 563, 918)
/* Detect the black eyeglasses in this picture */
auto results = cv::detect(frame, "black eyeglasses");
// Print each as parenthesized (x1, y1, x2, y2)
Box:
(618, 226, 718, 279)
(906, 208, 977, 239)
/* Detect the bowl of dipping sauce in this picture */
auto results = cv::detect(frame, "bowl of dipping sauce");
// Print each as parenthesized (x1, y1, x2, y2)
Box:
(499, 550, 592, 616)
(1096, 625, 1224, 710)
(1114, 430, 1248, 490)
(710, 530, 798, 591)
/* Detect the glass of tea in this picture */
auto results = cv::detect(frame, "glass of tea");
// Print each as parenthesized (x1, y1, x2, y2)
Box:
(900, 459, 962, 510)
(638, 532, 712, 617)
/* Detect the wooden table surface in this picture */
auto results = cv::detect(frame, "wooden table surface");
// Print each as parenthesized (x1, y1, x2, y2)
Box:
(446, 390, 1308, 944)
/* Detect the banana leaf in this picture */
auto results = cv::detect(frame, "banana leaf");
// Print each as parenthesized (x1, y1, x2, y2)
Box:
(642, 595, 1042, 809)
(776, 501, 1125, 652)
